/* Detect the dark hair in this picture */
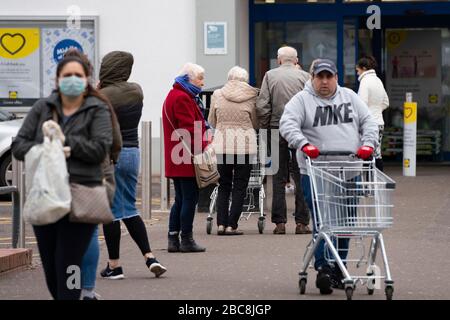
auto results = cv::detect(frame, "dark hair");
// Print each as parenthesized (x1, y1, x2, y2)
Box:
(357, 55, 378, 71)
(59, 48, 122, 162)
(56, 49, 109, 105)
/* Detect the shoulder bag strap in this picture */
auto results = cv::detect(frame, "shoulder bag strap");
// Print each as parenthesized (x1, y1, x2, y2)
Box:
(163, 100, 194, 158)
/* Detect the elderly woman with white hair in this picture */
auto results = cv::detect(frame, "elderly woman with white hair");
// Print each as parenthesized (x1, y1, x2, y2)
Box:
(208, 66, 259, 235)
(162, 62, 209, 252)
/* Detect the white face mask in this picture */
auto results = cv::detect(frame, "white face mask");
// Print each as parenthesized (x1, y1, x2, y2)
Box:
(58, 76, 87, 97)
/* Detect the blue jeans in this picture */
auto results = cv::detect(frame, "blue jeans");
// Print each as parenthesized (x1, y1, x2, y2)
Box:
(301, 175, 349, 270)
(169, 178, 199, 234)
(81, 226, 99, 290)
(112, 148, 140, 221)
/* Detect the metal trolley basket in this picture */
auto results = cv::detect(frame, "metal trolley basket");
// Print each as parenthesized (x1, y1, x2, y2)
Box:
(298, 153, 396, 300)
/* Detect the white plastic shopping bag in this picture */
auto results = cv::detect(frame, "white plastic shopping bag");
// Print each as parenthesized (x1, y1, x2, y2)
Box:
(23, 137, 71, 225)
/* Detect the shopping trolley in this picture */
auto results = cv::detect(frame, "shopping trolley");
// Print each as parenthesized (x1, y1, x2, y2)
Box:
(298, 152, 396, 300)
(206, 148, 266, 234)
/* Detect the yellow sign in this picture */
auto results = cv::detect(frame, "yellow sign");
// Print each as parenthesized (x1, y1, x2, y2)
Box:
(0, 28, 40, 59)
(8, 91, 18, 99)
(429, 94, 439, 104)
(404, 102, 417, 124)
(386, 30, 407, 53)
(404, 159, 410, 168)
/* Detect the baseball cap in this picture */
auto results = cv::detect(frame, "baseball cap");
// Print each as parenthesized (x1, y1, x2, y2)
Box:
(312, 59, 337, 75)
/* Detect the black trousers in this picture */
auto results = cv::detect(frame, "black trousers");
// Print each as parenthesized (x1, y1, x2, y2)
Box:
(103, 215, 152, 260)
(33, 215, 96, 300)
(271, 135, 310, 225)
(216, 154, 252, 229)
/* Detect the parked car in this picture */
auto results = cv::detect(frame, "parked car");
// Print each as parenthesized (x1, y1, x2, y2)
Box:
(0, 110, 23, 189)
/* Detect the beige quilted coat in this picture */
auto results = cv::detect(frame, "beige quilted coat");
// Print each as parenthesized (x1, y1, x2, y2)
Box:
(208, 80, 259, 155)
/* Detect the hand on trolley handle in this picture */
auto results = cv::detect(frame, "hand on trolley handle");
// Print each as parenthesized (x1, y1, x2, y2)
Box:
(301, 144, 375, 161)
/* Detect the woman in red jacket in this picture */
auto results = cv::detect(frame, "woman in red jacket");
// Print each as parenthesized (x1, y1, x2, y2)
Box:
(162, 63, 209, 253)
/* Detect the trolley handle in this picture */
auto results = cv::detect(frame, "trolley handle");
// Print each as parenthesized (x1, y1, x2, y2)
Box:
(318, 151, 356, 157)
(316, 151, 374, 161)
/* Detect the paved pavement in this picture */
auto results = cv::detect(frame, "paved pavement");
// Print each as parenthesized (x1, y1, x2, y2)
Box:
(1, 166, 450, 300)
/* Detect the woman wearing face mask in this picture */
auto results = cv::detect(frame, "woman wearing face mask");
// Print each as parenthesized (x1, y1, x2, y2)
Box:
(12, 54, 113, 300)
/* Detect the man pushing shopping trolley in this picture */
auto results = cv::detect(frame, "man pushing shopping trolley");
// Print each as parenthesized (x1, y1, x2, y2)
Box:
(280, 59, 396, 299)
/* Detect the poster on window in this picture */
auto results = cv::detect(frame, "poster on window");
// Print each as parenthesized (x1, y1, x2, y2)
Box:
(0, 28, 40, 107)
(42, 27, 95, 96)
(386, 30, 441, 109)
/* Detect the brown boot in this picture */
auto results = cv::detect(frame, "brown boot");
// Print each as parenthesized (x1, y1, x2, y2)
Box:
(296, 223, 312, 234)
(273, 223, 286, 234)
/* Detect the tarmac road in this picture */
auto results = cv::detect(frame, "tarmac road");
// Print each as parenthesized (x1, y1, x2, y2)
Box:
(1, 166, 449, 300)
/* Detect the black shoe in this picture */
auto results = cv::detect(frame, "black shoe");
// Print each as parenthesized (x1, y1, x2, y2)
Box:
(168, 233, 180, 252)
(316, 265, 333, 295)
(100, 263, 124, 280)
(146, 257, 167, 278)
(180, 232, 206, 253)
(82, 295, 98, 300)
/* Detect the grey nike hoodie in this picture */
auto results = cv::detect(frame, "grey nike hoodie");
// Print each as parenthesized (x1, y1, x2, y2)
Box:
(280, 80, 378, 174)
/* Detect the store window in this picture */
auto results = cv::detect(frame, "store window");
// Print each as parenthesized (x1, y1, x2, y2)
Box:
(345, 0, 450, 2)
(254, 0, 334, 4)
(382, 28, 450, 160)
(254, 21, 337, 86)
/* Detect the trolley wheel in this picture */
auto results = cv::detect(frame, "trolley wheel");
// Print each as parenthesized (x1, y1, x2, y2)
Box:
(345, 287, 354, 300)
(385, 286, 394, 300)
(258, 217, 265, 234)
(206, 217, 213, 235)
(299, 278, 307, 295)
(367, 273, 375, 295)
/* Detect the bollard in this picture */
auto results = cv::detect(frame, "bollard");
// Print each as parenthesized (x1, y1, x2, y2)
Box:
(160, 118, 170, 211)
(403, 92, 417, 177)
(140, 121, 152, 220)
(11, 155, 25, 248)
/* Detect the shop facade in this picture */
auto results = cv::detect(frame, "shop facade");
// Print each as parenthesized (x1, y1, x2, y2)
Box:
(250, 0, 450, 161)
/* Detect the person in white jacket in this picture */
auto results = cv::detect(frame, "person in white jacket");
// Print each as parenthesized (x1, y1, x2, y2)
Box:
(280, 59, 378, 295)
(356, 56, 389, 171)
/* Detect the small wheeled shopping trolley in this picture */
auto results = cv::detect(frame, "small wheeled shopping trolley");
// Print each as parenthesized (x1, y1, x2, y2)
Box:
(206, 157, 266, 234)
(298, 153, 396, 300)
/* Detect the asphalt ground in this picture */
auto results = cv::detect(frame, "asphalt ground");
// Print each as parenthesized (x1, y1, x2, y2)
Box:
(1, 166, 449, 300)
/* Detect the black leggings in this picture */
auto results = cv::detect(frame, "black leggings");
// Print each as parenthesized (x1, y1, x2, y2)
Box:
(33, 215, 96, 300)
(103, 215, 151, 260)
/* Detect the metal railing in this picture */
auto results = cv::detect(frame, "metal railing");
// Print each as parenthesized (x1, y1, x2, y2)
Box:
(1, 155, 25, 248)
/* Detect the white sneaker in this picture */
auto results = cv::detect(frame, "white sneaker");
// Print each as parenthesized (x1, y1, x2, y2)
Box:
(146, 258, 167, 278)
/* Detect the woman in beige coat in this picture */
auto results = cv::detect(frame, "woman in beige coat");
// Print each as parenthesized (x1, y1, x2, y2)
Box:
(208, 66, 259, 235)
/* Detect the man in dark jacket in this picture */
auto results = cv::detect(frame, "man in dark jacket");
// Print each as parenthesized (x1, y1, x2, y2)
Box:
(256, 46, 312, 235)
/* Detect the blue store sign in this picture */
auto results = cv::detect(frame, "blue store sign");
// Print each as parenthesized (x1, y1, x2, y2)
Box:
(53, 39, 83, 63)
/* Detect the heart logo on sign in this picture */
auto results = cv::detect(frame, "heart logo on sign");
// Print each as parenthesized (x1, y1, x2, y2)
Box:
(404, 106, 413, 119)
(0, 33, 26, 55)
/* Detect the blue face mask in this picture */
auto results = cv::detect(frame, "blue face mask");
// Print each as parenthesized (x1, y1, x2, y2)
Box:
(58, 76, 87, 97)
